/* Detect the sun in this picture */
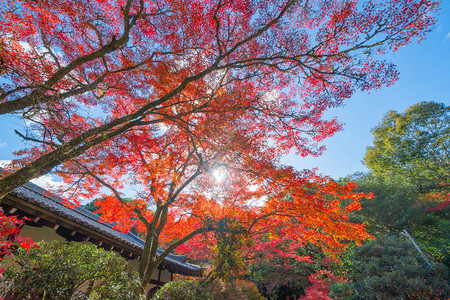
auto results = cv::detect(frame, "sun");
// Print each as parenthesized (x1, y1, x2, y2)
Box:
(212, 167, 226, 183)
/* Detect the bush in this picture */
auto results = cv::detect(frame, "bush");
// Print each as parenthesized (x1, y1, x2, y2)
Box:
(238, 280, 266, 300)
(152, 279, 266, 300)
(339, 236, 449, 299)
(152, 280, 213, 300)
(1, 241, 144, 300)
(206, 279, 266, 300)
(328, 281, 357, 300)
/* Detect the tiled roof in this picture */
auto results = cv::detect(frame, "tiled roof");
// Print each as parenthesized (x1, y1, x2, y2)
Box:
(6, 179, 202, 274)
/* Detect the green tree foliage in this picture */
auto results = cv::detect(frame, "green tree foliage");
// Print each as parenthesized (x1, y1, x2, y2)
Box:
(342, 173, 431, 233)
(329, 102, 450, 299)
(204, 221, 249, 284)
(364, 101, 449, 192)
(82, 199, 100, 213)
(342, 172, 449, 267)
(1, 241, 144, 300)
(331, 236, 449, 300)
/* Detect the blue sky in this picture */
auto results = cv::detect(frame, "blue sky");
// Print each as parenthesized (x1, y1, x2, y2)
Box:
(1, 1, 449, 183)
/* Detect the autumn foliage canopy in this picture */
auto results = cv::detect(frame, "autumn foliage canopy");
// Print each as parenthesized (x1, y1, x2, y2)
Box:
(0, 0, 439, 282)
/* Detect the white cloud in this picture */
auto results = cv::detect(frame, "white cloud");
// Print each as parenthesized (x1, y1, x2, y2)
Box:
(30, 174, 65, 190)
(0, 160, 12, 167)
(0, 161, 74, 202)
(0, 141, 6, 148)
(444, 32, 450, 44)
(0, 160, 64, 189)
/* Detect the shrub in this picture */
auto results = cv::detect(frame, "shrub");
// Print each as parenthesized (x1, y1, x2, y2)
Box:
(152, 280, 213, 300)
(206, 279, 266, 300)
(238, 280, 266, 300)
(339, 235, 449, 299)
(153, 279, 266, 300)
(328, 281, 357, 300)
(1, 241, 144, 299)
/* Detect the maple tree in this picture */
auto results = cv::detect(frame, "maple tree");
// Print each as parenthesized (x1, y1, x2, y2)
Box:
(0, 0, 440, 285)
(53, 112, 372, 285)
(0, 0, 439, 198)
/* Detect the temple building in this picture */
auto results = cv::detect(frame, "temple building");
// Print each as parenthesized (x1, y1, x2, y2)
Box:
(1, 179, 203, 299)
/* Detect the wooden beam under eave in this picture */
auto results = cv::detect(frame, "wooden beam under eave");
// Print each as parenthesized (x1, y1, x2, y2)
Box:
(149, 279, 167, 286)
